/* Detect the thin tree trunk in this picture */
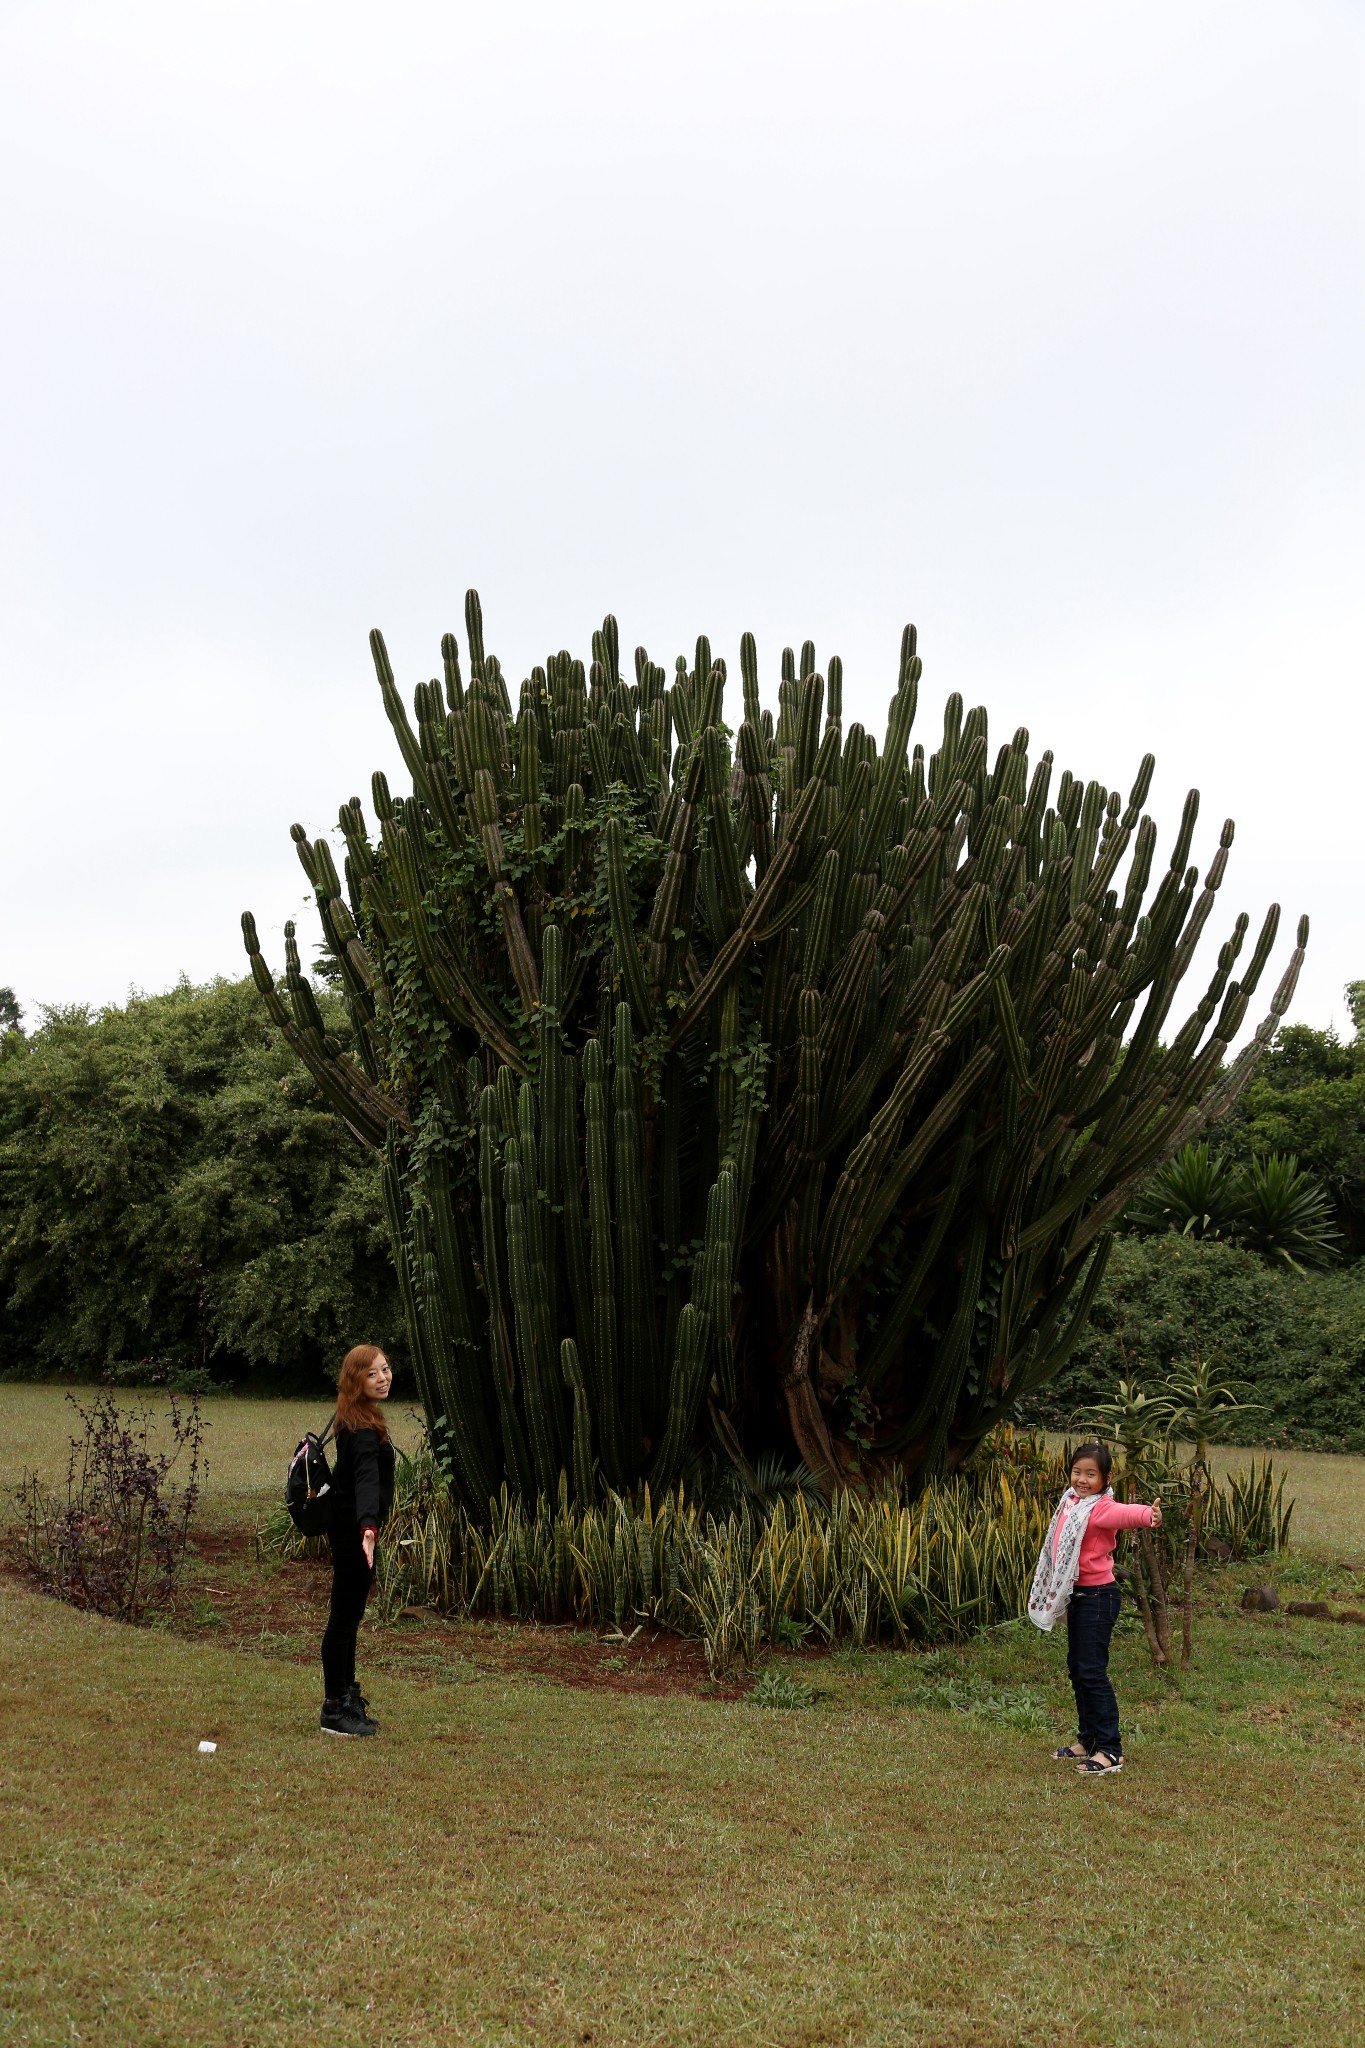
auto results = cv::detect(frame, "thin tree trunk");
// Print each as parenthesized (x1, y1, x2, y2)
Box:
(1181, 1468, 1204, 1672)
(1130, 1538, 1167, 1667)
(1139, 1527, 1173, 1665)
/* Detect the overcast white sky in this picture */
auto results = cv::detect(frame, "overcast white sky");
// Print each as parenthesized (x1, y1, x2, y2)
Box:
(2, 0, 1361, 1037)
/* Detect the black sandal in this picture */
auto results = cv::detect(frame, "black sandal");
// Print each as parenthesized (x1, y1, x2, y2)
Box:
(1076, 1751, 1124, 1775)
(1052, 1743, 1090, 1761)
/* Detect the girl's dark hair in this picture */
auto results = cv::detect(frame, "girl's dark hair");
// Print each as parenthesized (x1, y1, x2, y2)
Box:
(1070, 1441, 1113, 1483)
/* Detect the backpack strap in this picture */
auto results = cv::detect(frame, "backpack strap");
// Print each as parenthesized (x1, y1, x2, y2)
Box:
(316, 1411, 339, 1452)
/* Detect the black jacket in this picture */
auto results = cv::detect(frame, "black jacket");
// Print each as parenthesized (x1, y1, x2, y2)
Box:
(331, 1423, 396, 1535)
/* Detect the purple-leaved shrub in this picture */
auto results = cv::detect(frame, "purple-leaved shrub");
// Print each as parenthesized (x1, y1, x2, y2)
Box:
(16, 1392, 205, 1622)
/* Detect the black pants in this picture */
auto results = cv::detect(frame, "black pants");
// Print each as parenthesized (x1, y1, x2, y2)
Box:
(321, 1525, 374, 1699)
(1066, 1582, 1123, 1758)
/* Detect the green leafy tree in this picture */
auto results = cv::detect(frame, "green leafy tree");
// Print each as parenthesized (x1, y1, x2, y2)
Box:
(244, 594, 1306, 1502)
(0, 978, 400, 1387)
(0, 987, 24, 1063)
(1218, 1019, 1365, 1255)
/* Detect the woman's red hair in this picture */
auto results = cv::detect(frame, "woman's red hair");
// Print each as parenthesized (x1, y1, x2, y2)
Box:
(335, 1344, 391, 1439)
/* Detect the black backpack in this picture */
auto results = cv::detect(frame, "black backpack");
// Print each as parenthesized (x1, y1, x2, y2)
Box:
(285, 1415, 339, 1536)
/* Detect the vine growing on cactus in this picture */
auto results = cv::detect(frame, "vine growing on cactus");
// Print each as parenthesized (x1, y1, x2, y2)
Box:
(242, 593, 1305, 1508)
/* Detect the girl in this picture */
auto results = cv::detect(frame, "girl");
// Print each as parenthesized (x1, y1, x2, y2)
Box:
(1028, 1440, 1162, 1776)
(320, 1344, 396, 1738)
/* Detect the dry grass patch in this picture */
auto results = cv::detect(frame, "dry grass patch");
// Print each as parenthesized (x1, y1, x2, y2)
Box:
(1205, 1445, 1365, 1558)
(0, 1384, 425, 1504)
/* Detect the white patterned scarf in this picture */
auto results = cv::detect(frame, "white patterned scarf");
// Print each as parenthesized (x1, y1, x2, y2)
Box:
(1027, 1486, 1113, 1632)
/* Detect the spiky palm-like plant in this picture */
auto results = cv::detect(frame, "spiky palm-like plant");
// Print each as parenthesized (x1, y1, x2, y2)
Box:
(1126, 1140, 1246, 1242)
(1237, 1153, 1342, 1269)
(243, 596, 1305, 1507)
(1129, 1142, 1340, 1269)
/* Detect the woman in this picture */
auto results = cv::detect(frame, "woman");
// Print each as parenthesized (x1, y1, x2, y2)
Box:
(320, 1344, 395, 1738)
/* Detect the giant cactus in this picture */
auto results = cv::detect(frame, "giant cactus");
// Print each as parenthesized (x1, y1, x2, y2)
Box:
(243, 594, 1305, 1505)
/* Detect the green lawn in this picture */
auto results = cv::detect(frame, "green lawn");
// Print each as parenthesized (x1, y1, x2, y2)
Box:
(0, 1383, 426, 1506)
(3, 1388, 1365, 2046)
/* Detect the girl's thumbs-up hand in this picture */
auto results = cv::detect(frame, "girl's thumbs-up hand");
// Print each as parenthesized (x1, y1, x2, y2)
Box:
(1150, 1500, 1163, 1530)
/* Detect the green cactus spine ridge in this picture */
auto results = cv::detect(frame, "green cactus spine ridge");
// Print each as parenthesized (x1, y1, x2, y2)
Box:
(244, 593, 1306, 1506)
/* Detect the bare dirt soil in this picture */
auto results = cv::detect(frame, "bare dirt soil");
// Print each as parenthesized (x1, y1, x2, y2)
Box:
(8, 1513, 748, 1701)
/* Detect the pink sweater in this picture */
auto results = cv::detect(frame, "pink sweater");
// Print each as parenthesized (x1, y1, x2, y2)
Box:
(1053, 1496, 1155, 1585)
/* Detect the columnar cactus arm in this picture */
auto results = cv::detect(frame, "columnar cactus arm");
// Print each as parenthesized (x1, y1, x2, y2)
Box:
(665, 836, 801, 1045)
(583, 1037, 626, 1487)
(560, 1339, 596, 1506)
(603, 818, 656, 1029)
(413, 1224, 497, 1510)
(613, 1005, 658, 1454)
(550, 1024, 598, 1404)
(500, 1136, 562, 1494)
(475, 1092, 535, 1499)
(648, 1304, 707, 1493)
(240, 913, 401, 1149)
(380, 1132, 441, 1429)
(1006, 1235, 1117, 1404)
(858, 1119, 976, 1393)
(881, 1209, 989, 1463)
(469, 769, 540, 1016)
(370, 628, 434, 804)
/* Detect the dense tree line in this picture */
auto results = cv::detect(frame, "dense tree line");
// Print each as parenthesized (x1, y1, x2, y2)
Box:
(0, 978, 402, 1392)
(0, 973, 1359, 1443)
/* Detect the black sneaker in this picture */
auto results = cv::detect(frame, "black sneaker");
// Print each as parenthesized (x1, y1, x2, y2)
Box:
(320, 1695, 377, 1738)
(343, 1682, 377, 1729)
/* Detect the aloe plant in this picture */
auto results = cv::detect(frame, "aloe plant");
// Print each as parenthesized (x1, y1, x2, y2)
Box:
(243, 595, 1305, 1503)
(1164, 1354, 1255, 1667)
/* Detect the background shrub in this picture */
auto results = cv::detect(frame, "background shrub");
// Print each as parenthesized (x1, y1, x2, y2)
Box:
(1019, 1234, 1365, 1451)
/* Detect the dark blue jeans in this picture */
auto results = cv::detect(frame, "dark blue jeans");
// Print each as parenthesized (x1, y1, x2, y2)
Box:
(1066, 1582, 1123, 1758)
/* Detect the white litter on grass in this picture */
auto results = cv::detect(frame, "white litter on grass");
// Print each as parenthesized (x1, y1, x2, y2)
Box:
(197, 1740, 217, 1755)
